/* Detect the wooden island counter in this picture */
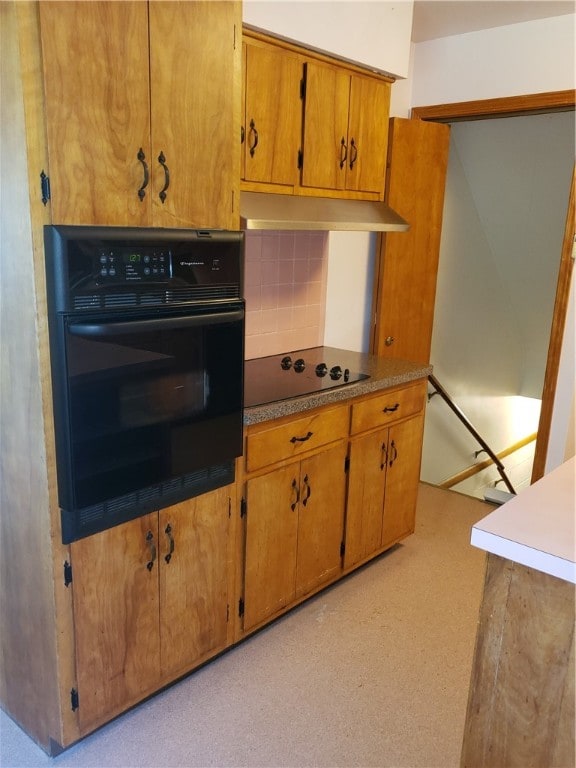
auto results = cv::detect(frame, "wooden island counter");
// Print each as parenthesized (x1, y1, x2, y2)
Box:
(461, 457, 575, 768)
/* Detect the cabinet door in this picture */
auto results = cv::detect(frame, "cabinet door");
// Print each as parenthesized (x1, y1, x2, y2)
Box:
(346, 75, 390, 194)
(345, 427, 388, 569)
(371, 118, 450, 363)
(244, 466, 299, 630)
(381, 414, 425, 549)
(243, 42, 302, 187)
(70, 514, 161, 732)
(158, 488, 231, 679)
(149, 1, 240, 229)
(39, 1, 151, 226)
(296, 442, 347, 596)
(301, 62, 349, 191)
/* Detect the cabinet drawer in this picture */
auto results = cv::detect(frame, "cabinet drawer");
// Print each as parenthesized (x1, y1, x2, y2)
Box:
(351, 382, 425, 435)
(246, 405, 349, 472)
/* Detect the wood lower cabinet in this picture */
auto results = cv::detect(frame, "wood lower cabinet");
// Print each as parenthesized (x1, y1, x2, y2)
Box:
(39, 0, 240, 228)
(69, 486, 233, 733)
(345, 383, 426, 569)
(243, 442, 348, 630)
(242, 405, 349, 631)
(240, 382, 426, 632)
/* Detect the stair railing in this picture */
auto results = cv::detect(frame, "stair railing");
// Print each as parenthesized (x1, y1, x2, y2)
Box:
(427, 374, 516, 495)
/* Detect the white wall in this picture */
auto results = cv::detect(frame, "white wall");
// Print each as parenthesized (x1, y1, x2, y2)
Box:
(412, 14, 575, 106)
(243, 0, 414, 79)
(323, 231, 377, 352)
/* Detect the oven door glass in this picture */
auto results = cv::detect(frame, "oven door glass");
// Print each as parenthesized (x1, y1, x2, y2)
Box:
(57, 304, 244, 538)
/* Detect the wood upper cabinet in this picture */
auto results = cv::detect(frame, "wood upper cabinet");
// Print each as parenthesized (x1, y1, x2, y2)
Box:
(242, 40, 302, 188)
(371, 118, 450, 363)
(39, 1, 240, 229)
(301, 61, 391, 196)
(69, 487, 233, 733)
(345, 382, 426, 569)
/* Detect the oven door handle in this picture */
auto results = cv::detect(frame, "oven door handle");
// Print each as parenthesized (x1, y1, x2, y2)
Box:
(68, 309, 244, 337)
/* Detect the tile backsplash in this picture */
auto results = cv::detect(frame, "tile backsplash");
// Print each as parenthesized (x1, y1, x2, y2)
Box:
(244, 231, 328, 359)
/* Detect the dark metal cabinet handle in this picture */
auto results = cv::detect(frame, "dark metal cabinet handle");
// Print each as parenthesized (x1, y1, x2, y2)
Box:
(383, 403, 400, 413)
(137, 148, 149, 201)
(158, 151, 170, 203)
(241, 125, 245, 144)
(145, 530, 156, 571)
(248, 119, 259, 157)
(389, 440, 398, 467)
(164, 524, 174, 564)
(290, 431, 313, 444)
(349, 138, 358, 169)
(302, 474, 312, 507)
(339, 137, 348, 169)
(380, 441, 388, 470)
(290, 478, 300, 511)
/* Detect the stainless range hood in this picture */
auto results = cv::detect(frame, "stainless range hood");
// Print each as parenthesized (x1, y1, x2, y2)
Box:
(240, 191, 409, 232)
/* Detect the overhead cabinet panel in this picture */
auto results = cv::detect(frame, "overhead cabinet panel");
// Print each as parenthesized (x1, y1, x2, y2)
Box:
(39, 1, 152, 226)
(301, 62, 350, 191)
(301, 61, 390, 196)
(39, 1, 239, 229)
(243, 42, 302, 187)
(148, 1, 239, 228)
(346, 75, 390, 194)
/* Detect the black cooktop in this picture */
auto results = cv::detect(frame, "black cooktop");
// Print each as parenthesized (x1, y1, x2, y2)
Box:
(244, 347, 370, 407)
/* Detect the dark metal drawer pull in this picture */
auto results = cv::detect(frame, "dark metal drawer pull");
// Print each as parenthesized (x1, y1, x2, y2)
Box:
(290, 431, 313, 444)
(290, 478, 300, 511)
(339, 137, 348, 169)
(164, 523, 174, 564)
(158, 151, 170, 203)
(349, 138, 358, 169)
(383, 403, 400, 413)
(249, 119, 259, 157)
(137, 148, 149, 201)
(145, 530, 156, 571)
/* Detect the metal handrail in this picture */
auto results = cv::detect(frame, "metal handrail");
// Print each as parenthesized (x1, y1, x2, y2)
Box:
(427, 374, 516, 495)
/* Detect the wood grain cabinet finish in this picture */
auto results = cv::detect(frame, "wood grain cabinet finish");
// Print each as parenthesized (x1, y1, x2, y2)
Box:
(345, 383, 426, 569)
(371, 118, 450, 364)
(301, 62, 391, 196)
(70, 487, 233, 734)
(242, 407, 349, 631)
(241, 30, 392, 201)
(39, 0, 240, 229)
(242, 40, 302, 188)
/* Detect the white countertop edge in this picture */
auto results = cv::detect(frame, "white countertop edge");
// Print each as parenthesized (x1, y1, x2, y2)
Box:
(471, 527, 576, 584)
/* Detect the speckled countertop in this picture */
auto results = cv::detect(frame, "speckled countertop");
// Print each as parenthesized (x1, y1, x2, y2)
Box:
(243, 346, 432, 425)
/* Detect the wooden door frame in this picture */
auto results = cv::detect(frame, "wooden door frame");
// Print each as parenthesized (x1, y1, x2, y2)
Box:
(411, 90, 575, 483)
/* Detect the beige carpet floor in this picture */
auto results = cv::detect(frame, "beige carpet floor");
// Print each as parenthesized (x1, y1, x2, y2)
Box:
(0, 483, 493, 768)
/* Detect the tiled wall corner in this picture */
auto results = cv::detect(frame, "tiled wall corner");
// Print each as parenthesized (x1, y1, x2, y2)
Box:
(244, 231, 328, 359)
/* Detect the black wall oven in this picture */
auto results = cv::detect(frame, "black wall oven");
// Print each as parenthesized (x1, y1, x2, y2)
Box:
(44, 226, 244, 543)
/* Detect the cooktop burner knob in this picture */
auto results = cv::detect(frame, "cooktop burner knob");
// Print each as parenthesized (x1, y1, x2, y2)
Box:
(293, 358, 306, 373)
(330, 365, 343, 380)
(315, 363, 328, 377)
(281, 356, 292, 370)
(344, 368, 350, 382)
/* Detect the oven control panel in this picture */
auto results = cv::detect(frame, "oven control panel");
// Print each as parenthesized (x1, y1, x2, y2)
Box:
(44, 226, 244, 313)
(97, 246, 171, 281)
